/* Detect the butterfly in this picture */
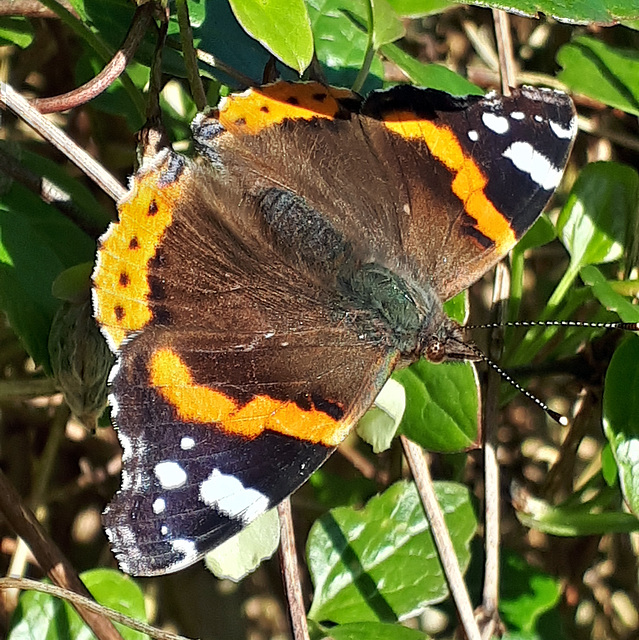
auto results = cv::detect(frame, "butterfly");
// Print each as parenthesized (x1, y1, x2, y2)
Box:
(92, 81, 576, 575)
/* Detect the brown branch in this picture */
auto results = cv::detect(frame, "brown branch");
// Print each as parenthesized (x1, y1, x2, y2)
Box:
(0, 82, 127, 201)
(480, 262, 509, 636)
(492, 9, 516, 93)
(175, 0, 206, 111)
(31, 2, 155, 114)
(400, 436, 482, 640)
(0, 578, 192, 640)
(0, 0, 77, 18)
(0, 468, 124, 640)
(277, 499, 310, 640)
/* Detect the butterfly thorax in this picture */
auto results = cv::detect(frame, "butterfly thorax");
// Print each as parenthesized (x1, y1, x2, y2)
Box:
(335, 260, 478, 366)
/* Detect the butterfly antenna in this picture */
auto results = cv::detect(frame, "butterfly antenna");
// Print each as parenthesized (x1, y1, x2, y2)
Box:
(464, 342, 569, 426)
(460, 320, 639, 426)
(464, 320, 639, 332)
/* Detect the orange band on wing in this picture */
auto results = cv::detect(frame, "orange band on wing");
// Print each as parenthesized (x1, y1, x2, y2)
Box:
(93, 160, 182, 350)
(150, 347, 346, 447)
(383, 114, 516, 253)
(217, 81, 355, 136)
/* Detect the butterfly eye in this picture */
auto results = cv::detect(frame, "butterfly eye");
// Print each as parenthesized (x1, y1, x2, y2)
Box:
(425, 336, 446, 363)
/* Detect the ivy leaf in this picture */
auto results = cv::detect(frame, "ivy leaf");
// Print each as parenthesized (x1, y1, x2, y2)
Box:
(307, 480, 477, 623)
(229, 0, 314, 74)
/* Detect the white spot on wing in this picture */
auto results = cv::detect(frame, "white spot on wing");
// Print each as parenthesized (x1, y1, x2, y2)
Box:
(510, 111, 525, 120)
(121, 468, 132, 491)
(119, 431, 133, 462)
(167, 539, 199, 572)
(468, 130, 478, 142)
(180, 436, 195, 450)
(108, 392, 120, 420)
(154, 461, 187, 489)
(482, 112, 509, 134)
(152, 497, 166, 514)
(550, 118, 575, 139)
(502, 141, 563, 190)
(200, 469, 269, 523)
(108, 359, 122, 385)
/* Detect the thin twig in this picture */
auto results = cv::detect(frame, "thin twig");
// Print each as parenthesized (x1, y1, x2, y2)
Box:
(0, 82, 127, 202)
(0, 469, 123, 640)
(5, 405, 69, 611)
(338, 443, 389, 485)
(578, 114, 639, 153)
(0, 577, 194, 640)
(0, 0, 77, 18)
(492, 10, 516, 94)
(481, 262, 509, 637)
(32, 0, 144, 115)
(467, 66, 569, 91)
(175, 0, 207, 111)
(165, 39, 258, 88)
(0, 378, 59, 400)
(31, 3, 155, 114)
(400, 436, 482, 640)
(480, 11, 520, 632)
(277, 499, 310, 640)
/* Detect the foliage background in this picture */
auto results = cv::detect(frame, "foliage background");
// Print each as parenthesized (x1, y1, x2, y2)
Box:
(1, 0, 639, 639)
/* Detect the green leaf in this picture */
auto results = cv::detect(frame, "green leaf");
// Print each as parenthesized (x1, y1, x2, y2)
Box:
(307, 0, 384, 88)
(513, 215, 556, 254)
(443, 290, 469, 324)
(0, 176, 96, 372)
(558, 162, 638, 269)
(580, 265, 639, 323)
(557, 36, 639, 116)
(516, 491, 639, 536)
(8, 569, 148, 640)
(387, 0, 455, 17)
(192, 0, 275, 86)
(463, 0, 639, 24)
(603, 334, 639, 517)
(510, 161, 639, 365)
(322, 621, 431, 639)
(205, 508, 280, 581)
(12, 146, 113, 236)
(380, 41, 482, 95)
(370, 0, 405, 48)
(508, 216, 557, 321)
(500, 550, 561, 634)
(229, 0, 314, 74)
(394, 359, 480, 452)
(307, 480, 477, 623)
(0, 16, 35, 48)
(601, 444, 619, 487)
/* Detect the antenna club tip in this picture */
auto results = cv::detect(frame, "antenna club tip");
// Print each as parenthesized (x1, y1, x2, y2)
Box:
(547, 409, 569, 425)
